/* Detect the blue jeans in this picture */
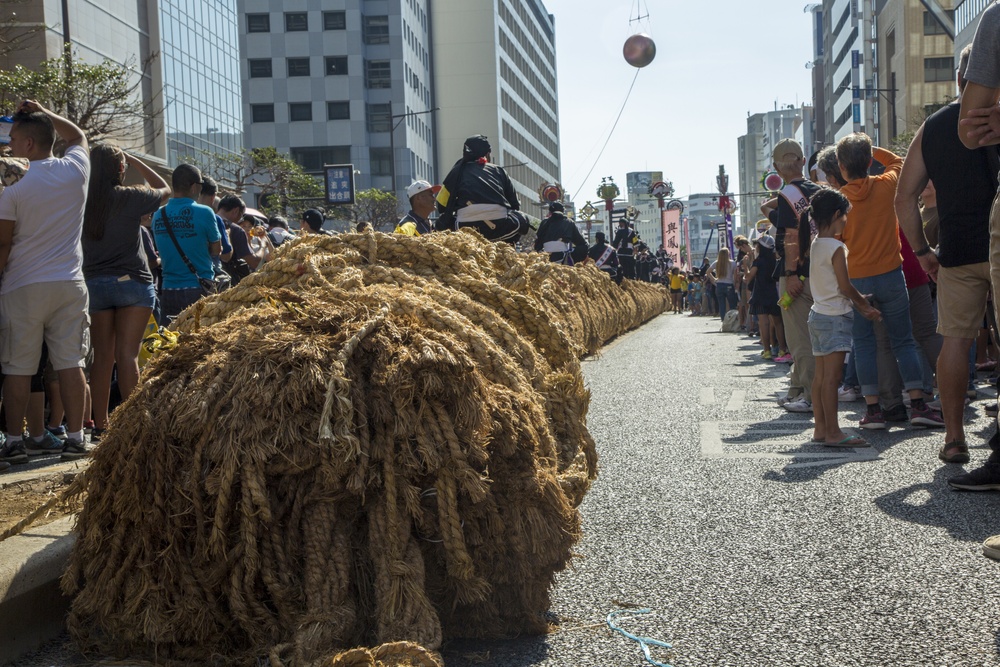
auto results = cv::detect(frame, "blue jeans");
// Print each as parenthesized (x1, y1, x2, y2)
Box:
(850, 268, 924, 397)
(716, 282, 736, 321)
(843, 342, 859, 388)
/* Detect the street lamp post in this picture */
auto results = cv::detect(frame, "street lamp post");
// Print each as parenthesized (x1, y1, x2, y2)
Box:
(388, 107, 438, 198)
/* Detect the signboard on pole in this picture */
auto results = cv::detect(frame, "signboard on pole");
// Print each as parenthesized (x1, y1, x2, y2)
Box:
(324, 164, 355, 205)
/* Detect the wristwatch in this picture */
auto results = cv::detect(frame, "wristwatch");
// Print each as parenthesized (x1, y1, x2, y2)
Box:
(914, 245, 933, 257)
(783, 270, 798, 277)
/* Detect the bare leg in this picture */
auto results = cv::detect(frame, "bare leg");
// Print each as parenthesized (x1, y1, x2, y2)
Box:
(938, 336, 973, 444)
(89, 310, 116, 429)
(812, 354, 827, 441)
(57, 367, 87, 434)
(771, 315, 788, 353)
(113, 306, 153, 403)
(3, 375, 31, 439)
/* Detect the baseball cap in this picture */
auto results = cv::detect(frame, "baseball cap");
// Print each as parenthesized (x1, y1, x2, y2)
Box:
(548, 201, 564, 213)
(406, 180, 441, 200)
(301, 209, 324, 230)
(772, 138, 804, 162)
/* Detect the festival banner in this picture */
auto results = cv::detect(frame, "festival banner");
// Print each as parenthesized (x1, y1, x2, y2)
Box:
(662, 208, 681, 266)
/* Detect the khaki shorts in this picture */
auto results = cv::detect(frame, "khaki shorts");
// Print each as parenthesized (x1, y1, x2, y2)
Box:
(0, 280, 90, 376)
(937, 262, 990, 339)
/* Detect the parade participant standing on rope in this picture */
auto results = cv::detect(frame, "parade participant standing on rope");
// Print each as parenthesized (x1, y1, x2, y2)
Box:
(534, 201, 588, 264)
(434, 135, 529, 244)
(761, 138, 820, 413)
(612, 217, 639, 279)
(395, 180, 439, 236)
(588, 231, 621, 283)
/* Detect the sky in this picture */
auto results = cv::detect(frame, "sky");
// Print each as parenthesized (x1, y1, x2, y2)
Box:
(543, 0, 816, 205)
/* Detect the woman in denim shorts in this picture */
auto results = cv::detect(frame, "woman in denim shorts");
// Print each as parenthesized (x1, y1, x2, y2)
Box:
(807, 189, 882, 447)
(82, 145, 170, 441)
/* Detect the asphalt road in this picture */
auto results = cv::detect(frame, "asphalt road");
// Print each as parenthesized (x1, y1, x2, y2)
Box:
(13, 312, 1000, 666)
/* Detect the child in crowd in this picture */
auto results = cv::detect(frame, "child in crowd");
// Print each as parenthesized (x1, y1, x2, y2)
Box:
(807, 188, 881, 447)
(690, 275, 702, 316)
(679, 271, 689, 311)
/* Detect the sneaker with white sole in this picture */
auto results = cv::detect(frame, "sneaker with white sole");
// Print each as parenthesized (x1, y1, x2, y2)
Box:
(984, 535, 1000, 561)
(25, 431, 65, 456)
(948, 463, 1000, 491)
(60, 438, 88, 461)
(783, 397, 813, 413)
(860, 409, 886, 430)
(838, 386, 860, 402)
(774, 353, 794, 364)
(0, 438, 28, 464)
(910, 403, 945, 428)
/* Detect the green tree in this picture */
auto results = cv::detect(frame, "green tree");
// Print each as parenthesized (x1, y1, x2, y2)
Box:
(0, 46, 158, 149)
(328, 188, 400, 231)
(189, 146, 325, 217)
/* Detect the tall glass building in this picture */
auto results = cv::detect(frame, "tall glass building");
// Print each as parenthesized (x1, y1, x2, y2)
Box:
(160, 0, 244, 165)
(1, 0, 243, 168)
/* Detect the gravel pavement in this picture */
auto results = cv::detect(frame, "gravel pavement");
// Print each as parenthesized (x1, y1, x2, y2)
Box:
(13, 312, 1000, 666)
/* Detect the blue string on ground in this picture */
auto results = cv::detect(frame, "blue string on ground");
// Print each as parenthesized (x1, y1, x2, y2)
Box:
(606, 608, 674, 667)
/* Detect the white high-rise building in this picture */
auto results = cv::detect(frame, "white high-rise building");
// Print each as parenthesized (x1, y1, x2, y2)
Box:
(431, 0, 560, 218)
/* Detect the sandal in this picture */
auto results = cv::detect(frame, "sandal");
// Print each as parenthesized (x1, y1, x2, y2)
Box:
(826, 434, 868, 447)
(939, 441, 970, 464)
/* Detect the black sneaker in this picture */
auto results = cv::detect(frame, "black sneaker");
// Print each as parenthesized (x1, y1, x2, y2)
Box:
(986, 403, 999, 417)
(90, 427, 105, 444)
(60, 438, 88, 461)
(0, 438, 28, 464)
(883, 404, 909, 422)
(948, 463, 1000, 491)
(0, 460, 9, 472)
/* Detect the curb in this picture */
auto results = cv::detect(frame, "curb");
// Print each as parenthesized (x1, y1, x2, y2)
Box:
(0, 515, 75, 665)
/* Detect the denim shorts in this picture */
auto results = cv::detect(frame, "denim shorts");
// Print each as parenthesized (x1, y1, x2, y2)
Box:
(808, 310, 854, 356)
(86, 275, 156, 312)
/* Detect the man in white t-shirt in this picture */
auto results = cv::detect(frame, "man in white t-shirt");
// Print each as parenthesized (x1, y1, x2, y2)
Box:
(0, 100, 91, 464)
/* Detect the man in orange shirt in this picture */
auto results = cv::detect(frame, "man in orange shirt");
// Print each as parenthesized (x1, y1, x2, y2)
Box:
(836, 133, 943, 430)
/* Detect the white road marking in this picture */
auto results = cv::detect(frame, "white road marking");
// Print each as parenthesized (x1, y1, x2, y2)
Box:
(724, 390, 745, 411)
(700, 388, 715, 405)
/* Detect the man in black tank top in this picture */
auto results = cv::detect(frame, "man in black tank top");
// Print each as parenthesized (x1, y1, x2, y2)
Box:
(896, 45, 998, 475)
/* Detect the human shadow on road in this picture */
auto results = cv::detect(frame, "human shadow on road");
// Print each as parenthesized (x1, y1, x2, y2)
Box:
(442, 634, 549, 667)
(872, 465, 1000, 542)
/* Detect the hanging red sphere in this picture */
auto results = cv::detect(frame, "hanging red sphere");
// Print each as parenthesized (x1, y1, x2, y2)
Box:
(623, 33, 656, 68)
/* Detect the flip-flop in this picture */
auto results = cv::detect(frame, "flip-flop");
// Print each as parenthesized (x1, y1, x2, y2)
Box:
(811, 437, 824, 443)
(825, 435, 868, 447)
(938, 441, 970, 464)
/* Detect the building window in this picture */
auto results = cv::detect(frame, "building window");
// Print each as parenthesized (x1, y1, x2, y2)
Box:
(289, 103, 313, 122)
(324, 11, 346, 30)
(251, 104, 275, 123)
(287, 57, 310, 77)
(363, 16, 390, 44)
(247, 13, 270, 33)
(328, 101, 351, 120)
(325, 56, 349, 76)
(923, 10, 954, 35)
(366, 103, 391, 132)
(290, 146, 352, 172)
(248, 59, 272, 78)
(924, 56, 954, 83)
(365, 60, 391, 89)
(370, 147, 392, 176)
(285, 12, 308, 32)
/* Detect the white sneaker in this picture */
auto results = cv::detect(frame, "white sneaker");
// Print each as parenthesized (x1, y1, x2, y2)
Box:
(784, 398, 813, 413)
(926, 398, 942, 411)
(837, 386, 859, 402)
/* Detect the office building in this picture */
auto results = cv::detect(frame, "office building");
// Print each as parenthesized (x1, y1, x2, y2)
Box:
(955, 0, 990, 55)
(3, 0, 242, 167)
(737, 106, 812, 234)
(239, 0, 436, 205)
(431, 0, 560, 217)
(875, 0, 956, 145)
(814, 0, 875, 143)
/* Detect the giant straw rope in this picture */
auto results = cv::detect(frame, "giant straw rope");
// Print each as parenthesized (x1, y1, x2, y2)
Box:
(61, 229, 669, 665)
